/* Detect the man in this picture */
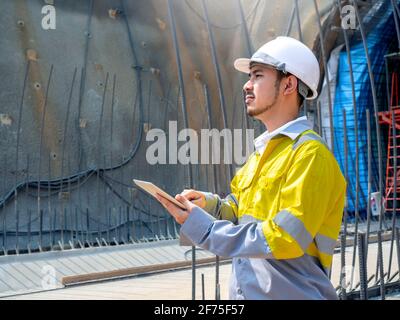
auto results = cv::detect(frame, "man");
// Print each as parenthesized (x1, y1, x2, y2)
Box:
(157, 36, 346, 300)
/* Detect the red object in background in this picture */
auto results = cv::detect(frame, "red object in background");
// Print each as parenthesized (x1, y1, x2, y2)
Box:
(378, 71, 400, 213)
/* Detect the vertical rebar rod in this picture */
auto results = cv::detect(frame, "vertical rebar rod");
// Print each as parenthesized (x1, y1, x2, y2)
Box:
(388, 110, 398, 281)
(340, 108, 349, 299)
(27, 209, 32, 251)
(294, 0, 303, 42)
(25, 154, 30, 252)
(39, 209, 43, 249)
(119, 155, 124, 217)
(75, 207, 78, 245)
(201, 0, 233, 182)
(317, 101, 322, 136)
(313, 0, 334, 152)
(203, 84, 220, 300)
(107, 208, 111, 244)
(237, 0, 253, 56)
(15, 209, 19, 254)
(37, 65, 54, 224)
(126, 206, 130, 241)
(377, 230, 386, 299)
(63, 208, 67, 246)
(96, 73, 109, 241)
(345, 107, 357, 290)
(391, 0, 400, 50)
(80, 207, 84, 245)
(59, 68, 78, 247)
(343, 109, 349, 240)
(339, 233, 347, 299)
(86, 208, 90, 244)
(358, 232, 368, 300)
(167, 0, 195, 300)
(285, 3, 296, 37)
(118, 206, 122, 243)
(203, 85, 218, 195)
(68, 157, 72, 245)
(103, 155, 108, 244)
(77, 69, 85, 235)
(14, 61, 31, 238)
(110, 74, 116, 171)
(131, 209, 136, 242)
(366, 109, 372, 257)
(337, 0, 360, 228)
(201, 273, 205, 300)
(120, 0, 144, 165)
(77, 0, 94, 170)
(48, 208, 52, 250)
(2, 155, 6, 250)
(138, 210, 143, 240)
(167, 0, 193, 185)
(395, 227, 400, 282)
(129, 90, 139, 240)
(51, 209, 55, 249)
(352, 0, 384, 231)
(108, 75, 117, 236)
(385, 57, 392, 111)
(48, 153, 52, 247)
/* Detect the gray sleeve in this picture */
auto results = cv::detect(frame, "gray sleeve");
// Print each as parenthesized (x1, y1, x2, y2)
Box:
(180, 207, 273, 259)
(201, 192, 238, 224)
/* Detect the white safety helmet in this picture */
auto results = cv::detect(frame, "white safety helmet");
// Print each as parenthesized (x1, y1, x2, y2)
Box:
(234, 36, 320, 100)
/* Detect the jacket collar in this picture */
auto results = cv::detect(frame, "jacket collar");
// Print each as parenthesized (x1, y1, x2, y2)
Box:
(254, 116, 313, 154)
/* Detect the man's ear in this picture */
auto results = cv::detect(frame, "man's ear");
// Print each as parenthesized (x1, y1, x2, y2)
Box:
(283, 75, 298, 96)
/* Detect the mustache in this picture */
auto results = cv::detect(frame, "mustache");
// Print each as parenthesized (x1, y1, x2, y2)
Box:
(243, 90, 255, 98)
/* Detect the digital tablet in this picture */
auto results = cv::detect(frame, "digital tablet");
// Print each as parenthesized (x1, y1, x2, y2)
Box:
(133, 179, 186, 210)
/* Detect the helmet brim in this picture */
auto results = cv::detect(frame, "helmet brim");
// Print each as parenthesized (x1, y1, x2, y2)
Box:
(234, 58, 252, 74)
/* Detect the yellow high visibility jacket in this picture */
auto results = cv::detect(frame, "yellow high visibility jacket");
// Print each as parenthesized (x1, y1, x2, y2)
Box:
(229, 129, 346, 272)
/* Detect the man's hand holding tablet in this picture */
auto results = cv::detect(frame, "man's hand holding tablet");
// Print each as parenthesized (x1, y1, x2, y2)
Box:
(133, 179, 198, 224)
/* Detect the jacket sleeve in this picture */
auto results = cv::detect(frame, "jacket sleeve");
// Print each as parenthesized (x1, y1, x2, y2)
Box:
(180, 206, 273, 258)
(202, 192, 238, 224)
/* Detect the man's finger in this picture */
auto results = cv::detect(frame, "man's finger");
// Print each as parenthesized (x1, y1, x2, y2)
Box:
(156, 194, 182, 215)
(176, 194, 193, 209)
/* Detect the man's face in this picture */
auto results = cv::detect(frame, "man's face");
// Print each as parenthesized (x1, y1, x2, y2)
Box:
(243, 63, 281, 118)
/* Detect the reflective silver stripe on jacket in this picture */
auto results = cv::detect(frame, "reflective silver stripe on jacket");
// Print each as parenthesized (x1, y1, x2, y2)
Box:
(292, 133, 329, 151)
(315, 233, 337, 255)
(226, 193, 239, 207)
(273, 210, 313, 252)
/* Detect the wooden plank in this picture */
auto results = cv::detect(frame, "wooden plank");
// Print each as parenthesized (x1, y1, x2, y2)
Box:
(62, 256, 230, 286)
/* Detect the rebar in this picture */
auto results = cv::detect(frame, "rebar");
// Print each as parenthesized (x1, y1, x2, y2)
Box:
(37, 65, 54, 222)
(339, 233, 347, 299)
(391, 0, 400, 50)
(201, 0, 233, 182)
(366, 109, 372, 256)
(14, 61, 31, 242)
(313, 0, 334, 152)
(377, 230, 386, 299)
(352, 0, 384, 231)
(167, 0, 196, 300)
(201, 273, 205, 300)
(396, 227, 400, 282)
(358, 232, 368, 300)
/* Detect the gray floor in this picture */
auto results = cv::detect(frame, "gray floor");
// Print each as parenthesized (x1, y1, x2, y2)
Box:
(1, 233, 400, 300)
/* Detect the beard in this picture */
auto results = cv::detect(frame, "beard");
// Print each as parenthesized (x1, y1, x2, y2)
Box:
(246, 82, 280, 117)
(247, 101, 275, 117)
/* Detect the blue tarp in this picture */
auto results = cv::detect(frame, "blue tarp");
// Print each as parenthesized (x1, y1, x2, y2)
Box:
(333, 3, 398, 216)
